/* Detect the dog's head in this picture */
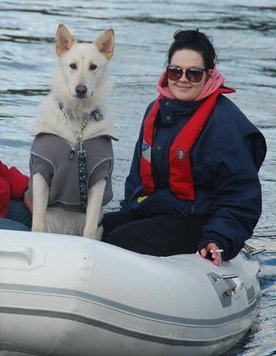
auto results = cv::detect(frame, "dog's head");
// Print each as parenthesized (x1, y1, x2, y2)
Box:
(54, 24, 114, 101)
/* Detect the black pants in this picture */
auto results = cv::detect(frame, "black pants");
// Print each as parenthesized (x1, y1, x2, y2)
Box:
(102, 209, 208, 257)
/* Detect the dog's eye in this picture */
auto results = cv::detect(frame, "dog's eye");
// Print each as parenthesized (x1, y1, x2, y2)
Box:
(69, 63, 77, 70)
(89, 63, 97, 71)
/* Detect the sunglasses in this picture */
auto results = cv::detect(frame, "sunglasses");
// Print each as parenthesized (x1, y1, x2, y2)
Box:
(167, 65, 207, 83)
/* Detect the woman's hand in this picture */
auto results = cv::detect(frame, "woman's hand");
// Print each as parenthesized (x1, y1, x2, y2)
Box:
(23, 190, 33, 214)
(200, 242, 223, 266)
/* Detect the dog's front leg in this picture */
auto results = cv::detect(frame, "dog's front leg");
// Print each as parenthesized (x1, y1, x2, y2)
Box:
(32, 172, 49, 232)
(83, 178, 107, 239)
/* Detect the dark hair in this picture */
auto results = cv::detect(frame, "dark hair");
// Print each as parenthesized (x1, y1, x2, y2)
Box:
(167, 29, 217, 69)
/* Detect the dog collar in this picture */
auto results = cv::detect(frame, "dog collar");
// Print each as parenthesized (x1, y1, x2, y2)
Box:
(58, 103, 103, 122)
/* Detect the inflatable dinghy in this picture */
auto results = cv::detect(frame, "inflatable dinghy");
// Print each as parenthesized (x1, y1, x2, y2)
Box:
(0, 230, 261, 355)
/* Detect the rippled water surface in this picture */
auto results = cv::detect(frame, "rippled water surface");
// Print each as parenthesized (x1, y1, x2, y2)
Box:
(0, 1, 275, 355)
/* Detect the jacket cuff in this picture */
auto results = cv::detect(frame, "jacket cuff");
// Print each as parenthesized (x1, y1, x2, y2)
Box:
(198, 234, 231, 261)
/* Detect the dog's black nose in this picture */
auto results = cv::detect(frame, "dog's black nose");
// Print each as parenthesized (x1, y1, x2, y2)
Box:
(76, 85, 87, 98)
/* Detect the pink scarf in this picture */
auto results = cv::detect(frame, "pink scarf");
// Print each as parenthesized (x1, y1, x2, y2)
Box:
(156, 67, 225, 101)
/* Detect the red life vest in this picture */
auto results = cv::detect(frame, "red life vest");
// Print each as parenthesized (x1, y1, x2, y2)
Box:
(140, 87, 235, 200)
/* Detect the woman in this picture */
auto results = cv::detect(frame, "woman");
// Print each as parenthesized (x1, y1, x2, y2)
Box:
(0, 160, 32, 231)
(102, 30, 266, 266)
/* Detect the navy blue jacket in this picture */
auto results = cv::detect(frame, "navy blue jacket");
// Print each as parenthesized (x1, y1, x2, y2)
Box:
(121, 94, 267, 260)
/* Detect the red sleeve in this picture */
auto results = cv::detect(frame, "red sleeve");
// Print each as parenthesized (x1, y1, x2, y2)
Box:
(0, 177, 11, 217)
(0, 161, 29, 200)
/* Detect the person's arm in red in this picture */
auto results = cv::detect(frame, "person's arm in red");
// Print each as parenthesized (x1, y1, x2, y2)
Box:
(5, 166, 29, 200)
(0, 161, 29, 217)
(0, 177, 11, 217)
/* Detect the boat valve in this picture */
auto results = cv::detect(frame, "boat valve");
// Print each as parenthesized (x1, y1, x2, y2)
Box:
(208, 272, 244, 307)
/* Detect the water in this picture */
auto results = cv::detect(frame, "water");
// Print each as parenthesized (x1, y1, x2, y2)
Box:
(0, 1, 275, 355)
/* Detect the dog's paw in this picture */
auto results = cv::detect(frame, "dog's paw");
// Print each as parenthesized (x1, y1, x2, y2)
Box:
(83, 231, 101, 240)
(83, 231, 97, 240)
(32, 225, 46, 233)
(83, 225, 103, 240)
(83, 234, 96, 240)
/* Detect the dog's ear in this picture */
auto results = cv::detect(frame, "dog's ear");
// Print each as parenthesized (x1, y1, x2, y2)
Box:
(56, 24, 76, 57)
(94, 29, 115, 60)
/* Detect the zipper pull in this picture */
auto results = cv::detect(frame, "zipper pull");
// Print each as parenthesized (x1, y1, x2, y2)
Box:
(79, 141, 86, 154)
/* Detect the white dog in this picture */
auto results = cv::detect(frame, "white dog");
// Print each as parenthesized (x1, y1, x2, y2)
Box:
(29, 24, 117, 239)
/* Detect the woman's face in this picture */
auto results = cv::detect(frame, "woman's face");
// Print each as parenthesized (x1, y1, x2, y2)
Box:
(168, 49, 209, 102)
